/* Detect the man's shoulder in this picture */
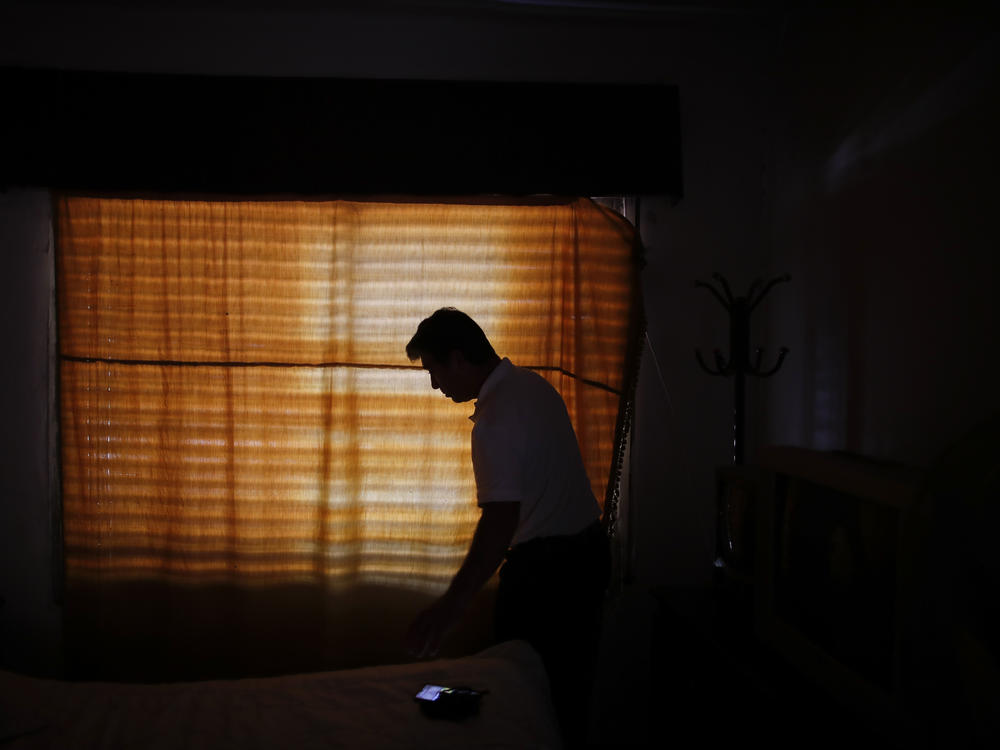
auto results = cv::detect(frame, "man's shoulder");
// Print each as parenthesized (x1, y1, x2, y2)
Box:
(498, 362, 555, 395)
(489, 364, 567, 416)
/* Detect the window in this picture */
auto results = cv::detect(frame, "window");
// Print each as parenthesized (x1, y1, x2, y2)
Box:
(56, 195, 640, 598)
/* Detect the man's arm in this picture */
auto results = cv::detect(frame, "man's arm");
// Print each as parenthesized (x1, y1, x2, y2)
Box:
(405, 501, 519, 659)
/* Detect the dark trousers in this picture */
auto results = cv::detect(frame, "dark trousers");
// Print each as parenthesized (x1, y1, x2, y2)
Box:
(494, 520, 611, 748)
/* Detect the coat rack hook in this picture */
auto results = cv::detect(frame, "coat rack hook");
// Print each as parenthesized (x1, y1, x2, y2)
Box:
(695, 272, 790, 464)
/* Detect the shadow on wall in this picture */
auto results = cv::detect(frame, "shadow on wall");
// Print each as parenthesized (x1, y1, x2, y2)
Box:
(62, 582, 497, 682)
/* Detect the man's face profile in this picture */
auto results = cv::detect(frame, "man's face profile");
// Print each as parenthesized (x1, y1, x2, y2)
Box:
(421, 352, 476, 403)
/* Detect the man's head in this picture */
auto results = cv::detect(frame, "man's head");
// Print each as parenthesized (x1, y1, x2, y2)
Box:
(406, 308, 500, 402)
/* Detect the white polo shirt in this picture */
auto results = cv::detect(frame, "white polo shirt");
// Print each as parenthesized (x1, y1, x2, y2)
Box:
(470, 358, 601, 546)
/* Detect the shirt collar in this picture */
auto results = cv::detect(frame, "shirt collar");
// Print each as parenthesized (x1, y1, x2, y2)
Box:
(470, 357, 512, 423)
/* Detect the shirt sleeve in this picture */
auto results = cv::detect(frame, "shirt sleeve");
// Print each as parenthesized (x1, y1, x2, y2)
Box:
(471, 419, 526, 505)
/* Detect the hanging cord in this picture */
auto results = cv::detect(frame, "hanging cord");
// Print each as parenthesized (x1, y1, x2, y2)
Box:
(642, 330, 716, 564)
(600, 196, 643, 592)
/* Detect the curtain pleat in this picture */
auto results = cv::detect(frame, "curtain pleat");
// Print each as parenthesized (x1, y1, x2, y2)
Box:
(56, 195, 638, 677)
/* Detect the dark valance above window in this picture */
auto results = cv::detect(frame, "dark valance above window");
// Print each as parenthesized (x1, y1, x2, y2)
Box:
(2, 67, 682, 199)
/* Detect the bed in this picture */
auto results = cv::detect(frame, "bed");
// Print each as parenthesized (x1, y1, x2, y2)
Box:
(0, 639, 562, 749)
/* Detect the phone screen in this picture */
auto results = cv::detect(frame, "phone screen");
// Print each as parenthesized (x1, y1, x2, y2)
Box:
(415, 684, 448, 702)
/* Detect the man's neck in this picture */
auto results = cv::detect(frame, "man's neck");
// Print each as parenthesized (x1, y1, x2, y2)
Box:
(472, 356, 502, 399)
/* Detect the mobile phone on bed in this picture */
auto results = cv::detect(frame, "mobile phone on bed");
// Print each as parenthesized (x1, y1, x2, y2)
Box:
(415, 684, 485, 719)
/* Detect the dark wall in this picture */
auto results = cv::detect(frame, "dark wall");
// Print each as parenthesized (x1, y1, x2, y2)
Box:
(0, 190, 61, 676)
(762, 7, 1000, 467)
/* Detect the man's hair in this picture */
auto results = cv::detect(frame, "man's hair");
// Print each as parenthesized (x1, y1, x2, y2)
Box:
(406, 308, 498, 365)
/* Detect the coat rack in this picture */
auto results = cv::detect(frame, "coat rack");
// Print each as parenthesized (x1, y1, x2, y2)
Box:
(695, 272, 790, 464)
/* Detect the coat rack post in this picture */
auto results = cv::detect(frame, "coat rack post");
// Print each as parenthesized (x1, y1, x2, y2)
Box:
(733, 370, 745, 465)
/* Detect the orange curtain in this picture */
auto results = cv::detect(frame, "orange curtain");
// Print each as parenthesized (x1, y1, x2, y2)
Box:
(56, 195, 639, 678)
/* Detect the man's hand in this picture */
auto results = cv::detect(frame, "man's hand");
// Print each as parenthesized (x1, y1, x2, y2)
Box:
(404, 501, 519, 660)
(405, 594, 460, 659)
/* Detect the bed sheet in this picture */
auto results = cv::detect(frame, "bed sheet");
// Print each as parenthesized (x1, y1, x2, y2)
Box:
(0, 639, 561, 749)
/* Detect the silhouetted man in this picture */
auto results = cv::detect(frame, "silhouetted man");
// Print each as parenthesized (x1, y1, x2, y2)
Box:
(404, 307, 610, 747)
